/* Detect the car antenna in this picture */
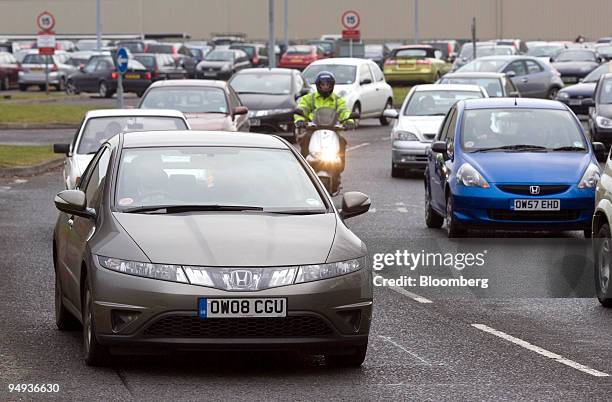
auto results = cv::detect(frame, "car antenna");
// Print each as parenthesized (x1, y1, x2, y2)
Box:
(514, 96, 517, 106)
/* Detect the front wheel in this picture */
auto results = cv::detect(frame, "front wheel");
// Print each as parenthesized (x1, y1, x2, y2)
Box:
(391, 163, 403, 178)
(425, 185, 444, 228)
(98, 81, 113, 98)
(547, 86, 560, 100)
(55, 271, 80, 331)
(595, 224, 612, 307)
(65, 80, 78, 95)
(446, 195, 465, 238)
(18, 84, 28, 91)
(82, 280, 110, 366)
(1, 76, 9, 90)
(379, 99, 393, 126)
(352, 103, 361, 128)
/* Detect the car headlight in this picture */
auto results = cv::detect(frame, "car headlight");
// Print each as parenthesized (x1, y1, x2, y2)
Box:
(295, 257, 365, 284)
(578, 163, 601, 188)
(221, 64, 231, 71)
(456, 163, 490, 188)
(596, 115, 612, 129)
(557, 92, 570, 100)
(393, 131, 419, 141)
(254, 108, 294, 117)
(97, 256, 188, 283)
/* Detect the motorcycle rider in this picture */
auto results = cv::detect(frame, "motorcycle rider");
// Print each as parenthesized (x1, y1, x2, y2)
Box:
(294, 71, 355, 170)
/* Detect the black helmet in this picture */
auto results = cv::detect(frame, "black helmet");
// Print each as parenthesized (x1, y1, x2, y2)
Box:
(314, 71, 335, 97)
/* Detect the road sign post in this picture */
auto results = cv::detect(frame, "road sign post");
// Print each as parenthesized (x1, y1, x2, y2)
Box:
(341, 10, 361, 58)
(115, 48, 129, 109)
(36, 11, 56, 95)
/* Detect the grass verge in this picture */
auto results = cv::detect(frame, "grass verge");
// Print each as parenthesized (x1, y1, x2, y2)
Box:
(0, 145, 60, 168)
(0, 103, 106, 125)
(392, 86, 412, 107)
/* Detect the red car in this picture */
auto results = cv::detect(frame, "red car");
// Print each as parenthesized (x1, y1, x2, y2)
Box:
(0, 52, 19, 90)
(279, 45, 325, 70)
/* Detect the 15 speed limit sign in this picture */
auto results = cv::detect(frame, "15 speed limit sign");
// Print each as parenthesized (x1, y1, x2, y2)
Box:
(36, 10, 56, 32)
(341, 10, 360, 30)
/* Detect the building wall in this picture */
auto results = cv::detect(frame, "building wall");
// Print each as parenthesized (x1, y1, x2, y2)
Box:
(0, 0, 610, 41)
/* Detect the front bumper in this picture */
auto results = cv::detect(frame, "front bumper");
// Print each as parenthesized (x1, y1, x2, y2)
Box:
(196, 70, 232, 80)
(19, 71, 61, 85)
(90, 258, 373, 352)
(392, 140, 430, 168)
(591, 125, 612, 145)
(450, 183, 595, 231)
(248, 111, 294, 135)
(556, 98, 591, 115)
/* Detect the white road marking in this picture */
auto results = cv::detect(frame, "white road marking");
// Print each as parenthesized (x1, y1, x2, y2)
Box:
(346, 142, 370, 152)
(388, 285, 433, 304)
(378, 335, 431, 365)
(395, 202, 405, 206)
(472, 324, 610, 378)
(397, 207, 408, 213)
(13, 179, 27, 184)
(0, 186, 11, 191)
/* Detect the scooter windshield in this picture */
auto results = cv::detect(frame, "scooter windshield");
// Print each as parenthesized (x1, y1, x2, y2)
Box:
(313, 107, 339, 127)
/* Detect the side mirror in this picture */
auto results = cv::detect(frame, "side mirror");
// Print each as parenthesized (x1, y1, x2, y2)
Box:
(593, 141, 606, 161)
(506, 71, 516, 78)
(53, 143, 70, 155)
(54, 190, 96, 219)
(431, 141, 448, 154)
(340, 191, 371, 219)
(382, 109, 399, 119)
(360, 78, 372, 85)
(232, 106, 248, 115)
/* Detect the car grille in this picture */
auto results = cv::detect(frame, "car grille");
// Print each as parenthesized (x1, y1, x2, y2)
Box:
(488, 209, 580, 221)
(497, 185, 570, 196)
(143, 315, 334, 338)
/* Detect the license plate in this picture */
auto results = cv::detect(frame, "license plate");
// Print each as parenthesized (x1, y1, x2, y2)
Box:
(203, 71, 217, 77)
(569, 99, 582, 105)
(124, 74, 140, 79)
(512, 199, 560, 211)
(198, 298, 287, 319)
(249, 118, 261, 126)
(562, 76, 577, 83)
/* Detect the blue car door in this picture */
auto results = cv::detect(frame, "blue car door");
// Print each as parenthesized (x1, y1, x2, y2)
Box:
(429, 107, 457, 212)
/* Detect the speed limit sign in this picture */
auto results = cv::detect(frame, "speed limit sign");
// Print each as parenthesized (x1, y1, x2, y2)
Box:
(36, 10, 56, 32)
(341, 10, 360, 30)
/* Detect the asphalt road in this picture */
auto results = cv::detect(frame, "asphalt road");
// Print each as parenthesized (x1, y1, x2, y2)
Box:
(1, 120, 612, 401)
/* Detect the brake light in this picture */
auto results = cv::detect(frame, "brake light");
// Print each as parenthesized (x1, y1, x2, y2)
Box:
(384, 59, 396, 66)
(253, 55, 259, 65)
(111, 72, 118, 79)
(448, 43, 453, 54)
(145, 72, 152, 80)
(416, 59, 432, 65)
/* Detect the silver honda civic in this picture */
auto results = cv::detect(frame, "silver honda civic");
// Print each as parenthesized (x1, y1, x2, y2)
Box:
(52, 130, 372, 366)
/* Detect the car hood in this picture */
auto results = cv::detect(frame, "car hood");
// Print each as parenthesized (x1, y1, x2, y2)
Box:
(397, 115, 444, 139)
(463, 152, 592, 184)
(558, 82, 596, 96)
(596, 104, 612, 118)
(112, 212, 337, 266)
(551, 61, 598, 74)
(238, 93, 294, 111)
(183, 113, 233, 130)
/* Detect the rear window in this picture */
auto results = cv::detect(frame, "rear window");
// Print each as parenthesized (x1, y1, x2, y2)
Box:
(140, 87, 229, 114)
(440, 77, 503, 97)
(404, 90, 484, 116)
(147, 44, 175, 54)
(134, 55, 155, 69)
(230, 45, 254, 57)
(394, 49, 428, 58)
(22, 54, 54, 64)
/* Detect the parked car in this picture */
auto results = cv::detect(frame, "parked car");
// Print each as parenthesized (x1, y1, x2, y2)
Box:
(588, 73, 612, 146)
(115, 40, 158, 54)
(65, 50, 105, 69)
(279, 45, 325, 70)
(18, 50, 76, 91)
(52, 130, 372, 366)
(145, 42, 198, 78)
(595, 44, 612, 61)
(495, 39, 528, 54)
(303, 58, 394, 126)
(307, 40, 335, 58)
(557, 63, 612, 115)
(66, 56, 151, 98)
(452, 42, 517, 71)
(364, 44, 390, 69)
(0, 51, 20, 90)
(229, 68, 310, 139)
(526, 43, 565, 63)
(195, 49, 251, 80)
(382, 84, 486, 177)
(552, 49, 602, 85)
(438, 72, 520, 97)
(139, 79, 250, 131)
(383, 45, 452, 85)
(52, 109, 190, 189)
(423, 40, 460, 63)
(229, 43, 268, 67)
(186, 44, 214, 63)
(456, 55, 564, 99)
(76, 39, 113, 51)
(424, 98, 603, 238)
(593, 148, 612, 307)
(133, 53, 187, 81)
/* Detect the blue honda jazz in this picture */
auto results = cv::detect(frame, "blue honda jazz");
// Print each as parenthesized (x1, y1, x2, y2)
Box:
(424, 98, 604, 237)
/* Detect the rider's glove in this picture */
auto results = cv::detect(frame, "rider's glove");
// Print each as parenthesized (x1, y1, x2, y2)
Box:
(295, 120, 306, 129)
(344, 121, 356, 130)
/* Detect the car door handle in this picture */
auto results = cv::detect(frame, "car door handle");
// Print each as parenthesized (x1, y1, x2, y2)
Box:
(521, 78, 528, 83)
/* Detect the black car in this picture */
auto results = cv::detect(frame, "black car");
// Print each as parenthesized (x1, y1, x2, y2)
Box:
(556, 62, 612, 115)
(229, 68, 310, 140)
(145, 42, 198, 78)
(66, 56, 151, 98)
(364, 44, 390, 68)
(552, 49, 602, 85)
(589, 73, 612, 145)
(438, 72, 520, 97)
(133, 53, 187, 81)
(196, 49, 251, 80)
(229, 43, 269, 67)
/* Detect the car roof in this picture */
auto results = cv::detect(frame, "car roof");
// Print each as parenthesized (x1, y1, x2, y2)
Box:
(395, 44, 434, 50)
(147, 79, 228, 89)
(413, 84, 484, 92)
(309, 57, 372, 66)
(443, 72, 506, 78)
(235, 67, 294, 75)
(470, 55, 529, 62)
(462, 98, 567, 110)
(84, 109, 187, 119)
(121, 130, 289, 149)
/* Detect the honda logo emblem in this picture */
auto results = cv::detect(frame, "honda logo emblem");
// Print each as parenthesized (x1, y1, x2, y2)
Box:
(230, 270, 253, 287)
(529, 186, 540, 195)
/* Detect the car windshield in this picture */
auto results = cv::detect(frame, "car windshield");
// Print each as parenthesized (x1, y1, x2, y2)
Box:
(230, 73, 292, 95)
(404, 90, 484, 116)
(146, 44, 174, 53)
(22, 54, 57, 64)
(462, 109, 586, 151)
(303, 64, 357, 85)
(77, 116, 188, 154)
(478, 47, 514, 56)
(596, 46, 612, 55)
(583, 63, 612, 82)
(133, 55, 155, 69)
(394, 49, 428, 58)
(140, 87, 229, 114)
(457, 59, 508, 72)
(599, 80, 612, 104)
(119, 42, 145, 53)
(204, 50, 234, 61)
(527, 45, 564, 57)
(440, 77, 503, 97)
(115, 147, 326, 212)
(555, 50, 596, 62)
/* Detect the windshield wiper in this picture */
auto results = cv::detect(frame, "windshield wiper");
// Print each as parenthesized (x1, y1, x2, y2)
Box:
(122, 204, 264, 214)
(264, 209, 327, 215)
(423, 113, 447, 116)
(473, 144, 548, 152)
(551, 146, 587, 151)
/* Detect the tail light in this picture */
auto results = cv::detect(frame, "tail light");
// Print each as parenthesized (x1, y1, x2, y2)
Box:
(448, 43, 453, 55)
(145, 72, 152, 80)
(416, 59, 432, 65)
(253, 55, 259, 65)
(384, 59, 396, 66)
(111, 72, 118, 79)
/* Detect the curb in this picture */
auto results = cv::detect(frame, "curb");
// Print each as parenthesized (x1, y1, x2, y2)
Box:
(0, 158, 63, 178)
(0, 123, 78, 130)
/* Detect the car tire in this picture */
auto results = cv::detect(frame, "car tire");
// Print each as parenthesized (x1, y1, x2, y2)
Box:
(391, 163, 403, 178)
(326, 343, 367, 367)
(82, 278, 110, 366)
(55, 77, 66, 91)
(1, 76, 9, 90)
(547, 86, 560, 100)
(595, 223, 612, 307)
(38, 84, 46, 91)
(65, 80, 78, 95)
(18, 84, 28, 91)
(379, 99, 393, 126)
(98, 81, 112, 98)
(352, 103, 361, 128)
(425, 184, 444, 228)
(55, 268, 80, 331)
(446, 194, 465, 238)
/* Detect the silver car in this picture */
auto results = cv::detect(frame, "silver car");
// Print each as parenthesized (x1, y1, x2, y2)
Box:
(52, 131, 372, 366)
(18, 50, 76, 91)
(383, 84, 486, 177)
(53, 109, 190, 189)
